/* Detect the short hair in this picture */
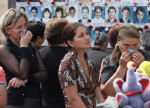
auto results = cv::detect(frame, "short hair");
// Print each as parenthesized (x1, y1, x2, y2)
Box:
(135, 7, 145, 16)
(27, 21, 45, 43)
(56, 7, 63, 13)
(43, 8, 51, 18)
(31, 7, 38, 13)
(62, 22, 86, 49)
(94, 32, 108, 47)
(141, 30, 150, 50)
(44, 18, 68, 45)
(108, 6, 116, 14)
(82, 6, 89, 13)
(94, 6, 102, 13)
(122, 7, 130, 14)
(69, 7, 76, 12)
(94, 28, 101, 34)
(0, 8, 28, 37)
(19, 7, 26, 12)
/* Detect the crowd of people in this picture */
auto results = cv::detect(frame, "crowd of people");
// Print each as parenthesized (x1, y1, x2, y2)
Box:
(0, 8, 150, 108)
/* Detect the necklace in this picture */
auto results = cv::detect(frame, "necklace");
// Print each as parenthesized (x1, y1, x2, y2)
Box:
(79, 60, 87, 72)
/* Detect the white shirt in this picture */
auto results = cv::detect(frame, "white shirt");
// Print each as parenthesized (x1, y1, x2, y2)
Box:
(66, 15, 78, 22)
(92, 17, 105, 25)
(42, 18, 50, 24)
(29, 17, 41, 21)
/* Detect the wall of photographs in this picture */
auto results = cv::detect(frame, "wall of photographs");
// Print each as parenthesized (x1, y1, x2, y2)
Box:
(16, 0, 150, 46)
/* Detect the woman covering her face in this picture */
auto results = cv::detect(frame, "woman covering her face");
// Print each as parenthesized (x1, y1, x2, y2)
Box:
(0, 8, 47, 107)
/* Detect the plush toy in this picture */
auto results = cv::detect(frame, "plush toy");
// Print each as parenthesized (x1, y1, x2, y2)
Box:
(113, 62, 150, 108)
(136, 61, 150, 78)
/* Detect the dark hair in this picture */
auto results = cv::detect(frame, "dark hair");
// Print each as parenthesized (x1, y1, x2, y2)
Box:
(27, 21, 45, 42)
(94, 6, 102, 13)
(94, 32, 108, 47)
(69, 7, 76, 13)
(31, 7, 38, 13)
(135, 7, 145, 16)
(55, 7, 64, 18)
(94, 28, 101, 34)
(19, 7, 26, 12)
(122, 7, 130, 14)
(43, 8, 51, 18)
(82, 6, 89, 13)
(138, 28, 143, 34)
(62, 22, 85, 48)
(142, 30, 150, 50)
(108, 6, 116, 14)
(44, 18, 68, 45)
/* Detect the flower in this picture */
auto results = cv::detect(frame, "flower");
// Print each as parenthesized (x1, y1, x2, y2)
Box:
(39, 1, 42, 4)
(90, 1, 94, 5)
(78, 1, 82, 5)
(133, 2, 137, 5)
(100, 26, 104, 30)
(27, 1, 30, 5)
(51, 1, 55, 5)
(88, 25, 93, 29)
(144, 25, 148, 29)
(118, 5, 122, 10)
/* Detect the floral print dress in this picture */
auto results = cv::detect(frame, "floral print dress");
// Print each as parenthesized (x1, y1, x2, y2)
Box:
(58, 50, 99, 108)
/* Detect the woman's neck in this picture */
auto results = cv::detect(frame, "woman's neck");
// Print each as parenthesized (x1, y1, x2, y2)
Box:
(77, 49, 85, 60)
(8, 36, 20, 48)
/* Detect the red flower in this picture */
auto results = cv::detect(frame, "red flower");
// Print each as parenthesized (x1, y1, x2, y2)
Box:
(100, 26, 104, 30)
(133, 2, 137, 5)
(39, 1, 42, 4)
(144, 25, 148, 29)
(27, 1, 30, 5)
(51, 1, 55, 5)
(88, 25, 93, 29)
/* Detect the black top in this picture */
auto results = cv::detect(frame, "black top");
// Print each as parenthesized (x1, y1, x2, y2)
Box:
(119, 18, 131, 23)
(78, 19, 91, 22)
(0, 38, 47, 106)
(40, 46, 67, 107)
(87, 47, 107, 76)
(101, 49, 150, 84)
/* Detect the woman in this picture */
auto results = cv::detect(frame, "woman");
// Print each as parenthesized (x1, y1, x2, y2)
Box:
(42, 8, 51, 24)
(92, 6, 105, 25)
(0, 8, 47, 107)
(100, 24, 150, 99)
(58, 22, 105, 108)
(40, 18, 68, 108)
(54, 7, 65, 18)
(87, 33, 108, 76)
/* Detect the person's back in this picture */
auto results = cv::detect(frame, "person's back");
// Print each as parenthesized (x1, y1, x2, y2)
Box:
(88, 32, 108, 76)
(39, 18, 68, 108)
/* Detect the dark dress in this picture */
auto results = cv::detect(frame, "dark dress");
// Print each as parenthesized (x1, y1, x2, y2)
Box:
(58, 50, 99, 108)
(40, 46, 67, 108)
(0, 38, 46, 106)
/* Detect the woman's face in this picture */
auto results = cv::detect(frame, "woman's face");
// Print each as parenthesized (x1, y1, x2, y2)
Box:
(95, 8, 102, 19)
(44, 11, 51, 18)
(6, 16, 27, 40)
(69, 26, 91, 50)
(136, 10, 144, 21)
(56, 11, 62, 18)
(117, 38, 140, 54)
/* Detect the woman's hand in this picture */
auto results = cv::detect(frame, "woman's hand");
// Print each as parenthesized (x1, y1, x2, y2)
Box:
(20, 30, 33, 47)
(8, 77, 28, 88)
(131, 51, 145, 67)
(119, 51, 131, 68)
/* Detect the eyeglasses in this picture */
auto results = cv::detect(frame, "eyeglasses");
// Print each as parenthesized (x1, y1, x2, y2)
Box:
(119, 42, 140, 49)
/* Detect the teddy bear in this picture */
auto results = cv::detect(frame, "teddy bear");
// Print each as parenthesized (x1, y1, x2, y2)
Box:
(113, 62, 150, 108)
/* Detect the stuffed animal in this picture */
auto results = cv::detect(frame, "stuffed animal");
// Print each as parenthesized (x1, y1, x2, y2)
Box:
(113, 62, 150, 108)
(136, 61, 150, 78)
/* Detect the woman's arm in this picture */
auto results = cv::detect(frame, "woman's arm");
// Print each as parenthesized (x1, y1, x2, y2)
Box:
(100, 52, 131, 98)
(0, 86, 7, 107)
(95, 87, 105, 103)
(64, 85, 87, 108)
